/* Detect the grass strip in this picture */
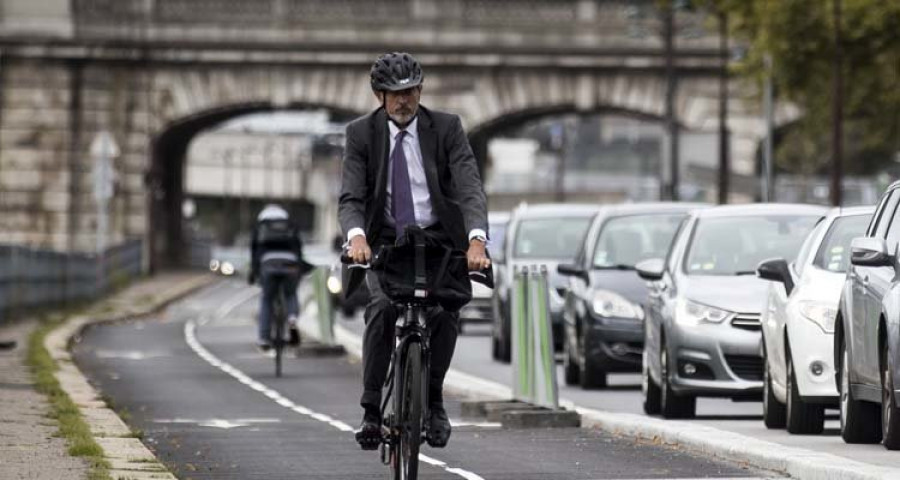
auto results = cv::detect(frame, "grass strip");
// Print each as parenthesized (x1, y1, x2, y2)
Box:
(27, 315, 111, 480)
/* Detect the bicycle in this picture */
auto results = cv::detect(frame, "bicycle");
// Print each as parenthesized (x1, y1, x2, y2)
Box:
(261, 258, 301, 378)
(344, 231, 487, 480)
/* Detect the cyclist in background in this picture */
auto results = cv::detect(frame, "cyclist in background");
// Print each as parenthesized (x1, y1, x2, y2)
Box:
(248, 204, 313, 351)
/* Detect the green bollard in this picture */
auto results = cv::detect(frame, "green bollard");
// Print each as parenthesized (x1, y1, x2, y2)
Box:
(311, 268, 336, 345)
(529, 265, 559, 409)
(511, 266, 533, 403)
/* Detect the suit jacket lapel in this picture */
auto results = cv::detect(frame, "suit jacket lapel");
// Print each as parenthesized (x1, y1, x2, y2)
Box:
(417, 108, 442, 203)
(371, 109, 389, 233)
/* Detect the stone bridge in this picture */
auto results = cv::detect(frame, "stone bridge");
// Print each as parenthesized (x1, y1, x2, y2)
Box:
(0, 0, 774, 268)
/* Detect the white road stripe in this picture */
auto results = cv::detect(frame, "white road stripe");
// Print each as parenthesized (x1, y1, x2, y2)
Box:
(184, 287, 485, 480)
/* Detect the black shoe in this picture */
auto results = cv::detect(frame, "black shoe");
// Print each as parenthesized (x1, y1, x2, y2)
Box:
(0, 340, 16, 351)
(426, 406, 451, 448)
(289, 327, 301, 347)
(355, 408, 382, 451)
(256, 341, 272, 352)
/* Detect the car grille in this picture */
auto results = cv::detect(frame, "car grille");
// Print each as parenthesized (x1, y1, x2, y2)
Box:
(725, 354, 763, 381)
(731, 314, 761, 331)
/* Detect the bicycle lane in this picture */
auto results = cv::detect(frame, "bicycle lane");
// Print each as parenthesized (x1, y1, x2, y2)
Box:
(74, 280, 775, 479)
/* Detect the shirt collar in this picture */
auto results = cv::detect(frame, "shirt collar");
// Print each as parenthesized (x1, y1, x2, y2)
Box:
(388, 116, 418, 142)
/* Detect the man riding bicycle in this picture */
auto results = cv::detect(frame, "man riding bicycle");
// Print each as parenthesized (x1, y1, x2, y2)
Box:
(339, 52, 491, 450)
(248, 204, 313, 351)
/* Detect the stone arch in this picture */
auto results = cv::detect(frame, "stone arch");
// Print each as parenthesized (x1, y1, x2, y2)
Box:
(148, 97, 363, 269)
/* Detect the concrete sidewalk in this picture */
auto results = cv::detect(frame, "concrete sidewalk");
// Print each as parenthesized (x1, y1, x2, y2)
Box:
(0, 271, 216, 480)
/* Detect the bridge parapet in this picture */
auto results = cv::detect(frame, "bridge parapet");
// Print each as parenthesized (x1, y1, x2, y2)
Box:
(67, 0, 718, 54)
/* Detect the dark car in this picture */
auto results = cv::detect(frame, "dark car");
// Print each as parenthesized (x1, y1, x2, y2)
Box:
(557, 203, 706, 389)
(836, 181, 900, 449)
(491, 203, 599, 362)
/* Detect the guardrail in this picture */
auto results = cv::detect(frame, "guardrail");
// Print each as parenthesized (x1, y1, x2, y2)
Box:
(0, 239, 144, 324)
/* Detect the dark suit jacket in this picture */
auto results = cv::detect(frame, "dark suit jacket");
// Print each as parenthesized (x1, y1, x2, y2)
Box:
(338, 106, 488, 293)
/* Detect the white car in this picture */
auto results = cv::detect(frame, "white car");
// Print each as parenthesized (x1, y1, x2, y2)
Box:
(757, 206, 873, 433)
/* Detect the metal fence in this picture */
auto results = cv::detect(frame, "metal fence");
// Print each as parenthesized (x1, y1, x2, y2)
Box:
(0, 239, 144, 324)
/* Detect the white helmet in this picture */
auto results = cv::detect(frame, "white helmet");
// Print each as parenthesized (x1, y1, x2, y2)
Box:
(257, 204, 289, 221)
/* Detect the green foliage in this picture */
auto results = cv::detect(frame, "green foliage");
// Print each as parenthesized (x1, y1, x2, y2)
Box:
(715, 0, 900, 174)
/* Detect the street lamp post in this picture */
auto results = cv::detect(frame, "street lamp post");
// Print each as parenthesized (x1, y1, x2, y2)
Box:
(717, 10, 730, 204)
(831, 0, 844, 206)
(663, 0, 680, 201)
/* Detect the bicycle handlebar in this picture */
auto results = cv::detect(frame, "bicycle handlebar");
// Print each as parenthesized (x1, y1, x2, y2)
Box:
(340, 250, 490, 278)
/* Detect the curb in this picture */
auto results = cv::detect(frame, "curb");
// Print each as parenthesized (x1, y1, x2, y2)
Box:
(331, 323, 900, 480)
(44, 274, 218, 480)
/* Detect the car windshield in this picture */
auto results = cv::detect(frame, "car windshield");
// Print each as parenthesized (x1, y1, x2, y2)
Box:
(514, 216, 592, 260)
(592, 214, 686, 269)
(488, 221, 507, 258)
(684, 215, 820, 276)
(813, 213, 873, 273)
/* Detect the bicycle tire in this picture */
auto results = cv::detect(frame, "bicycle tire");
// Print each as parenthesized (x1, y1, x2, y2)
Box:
(274, 288, 286, 378)
(393, 341, 423, 480)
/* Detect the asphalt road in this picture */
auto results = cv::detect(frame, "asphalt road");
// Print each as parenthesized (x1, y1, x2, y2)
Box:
(73, 280, 774, 480)
(437, 321, 900, 470)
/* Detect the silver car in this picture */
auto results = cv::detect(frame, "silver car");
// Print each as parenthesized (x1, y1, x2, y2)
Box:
(637, 204, 826, 418)
(491, 203, 599, 362)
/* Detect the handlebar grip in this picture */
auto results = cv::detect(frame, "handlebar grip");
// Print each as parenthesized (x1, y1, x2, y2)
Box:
(340, 253, 353, 265)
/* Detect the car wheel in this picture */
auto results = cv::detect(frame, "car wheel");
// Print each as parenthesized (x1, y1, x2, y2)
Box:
(881, 344, 900, 450)
(839, 338, 882, 443)
(763, 346, 786, 429)
(579, 336, 607, 389)
(786, 347, 824, 434)
(563, 335, 580, 386)
(660, 338, 695, 419)
(642, 349, 661, 415)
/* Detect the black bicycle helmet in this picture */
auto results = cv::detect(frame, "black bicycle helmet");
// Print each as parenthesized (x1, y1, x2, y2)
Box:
(370, 52, 424, 92)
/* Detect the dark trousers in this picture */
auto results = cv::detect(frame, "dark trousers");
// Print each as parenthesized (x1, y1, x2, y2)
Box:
(360, 225, 460, 412)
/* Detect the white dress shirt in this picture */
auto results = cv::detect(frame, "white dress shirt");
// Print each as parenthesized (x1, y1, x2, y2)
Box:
(347, 116, 487, 243)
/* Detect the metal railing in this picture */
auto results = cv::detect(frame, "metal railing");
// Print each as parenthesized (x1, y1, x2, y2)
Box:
(0, 239, 144, 324)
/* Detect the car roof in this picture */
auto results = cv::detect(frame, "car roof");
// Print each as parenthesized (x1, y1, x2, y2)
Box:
(596, 202, 709, 218)
(693, 203, 828, 219)
(828, 205, 875, 218)
(512, 203, 600, 219)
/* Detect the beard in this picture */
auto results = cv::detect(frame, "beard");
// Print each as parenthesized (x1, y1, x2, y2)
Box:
(388, 107, 417, 127)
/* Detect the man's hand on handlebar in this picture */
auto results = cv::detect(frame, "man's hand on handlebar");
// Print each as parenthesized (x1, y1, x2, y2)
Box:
(467, 239, 491, 271)
(348, 235, 372, 265)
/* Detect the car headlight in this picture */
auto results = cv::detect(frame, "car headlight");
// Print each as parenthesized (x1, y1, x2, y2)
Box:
(209, 259, 220, 272)
(798, 301, 837, 334)
(327, 275, 342, 295)
(591, 290, 644, 320)
(220, 262, 235, 276)
(676, 298, 733, 326)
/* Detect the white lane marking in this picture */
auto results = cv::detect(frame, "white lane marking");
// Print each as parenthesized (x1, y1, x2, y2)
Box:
(419, 454, 447, 467)
(185, 289, 484, 480)
(450, 420, 501, 428)
(94, 350, 169, 360)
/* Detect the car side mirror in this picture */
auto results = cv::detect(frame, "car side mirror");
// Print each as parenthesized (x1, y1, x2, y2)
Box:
(850, 237, 893, 267)
(756, 258, 794, 296)
(558, 263, 588, 281)
(636, 258, 665, 281)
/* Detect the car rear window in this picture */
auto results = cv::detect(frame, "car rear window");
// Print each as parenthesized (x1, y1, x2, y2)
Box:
(513, 217, 592, 260)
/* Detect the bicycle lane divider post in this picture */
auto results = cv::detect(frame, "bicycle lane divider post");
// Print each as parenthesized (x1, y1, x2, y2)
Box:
(297, 267, 345, 356)
(511, 265, 532, 403)
(530, 265, 559, 409)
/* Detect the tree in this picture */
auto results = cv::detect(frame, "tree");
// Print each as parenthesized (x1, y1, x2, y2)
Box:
(715, 0, 900, 176)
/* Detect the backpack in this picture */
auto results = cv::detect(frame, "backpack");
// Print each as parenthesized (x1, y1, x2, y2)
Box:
(256, 219, 296, 250)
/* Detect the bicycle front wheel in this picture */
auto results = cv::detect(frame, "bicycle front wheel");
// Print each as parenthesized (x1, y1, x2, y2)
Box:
(393, 341, 423, 480)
